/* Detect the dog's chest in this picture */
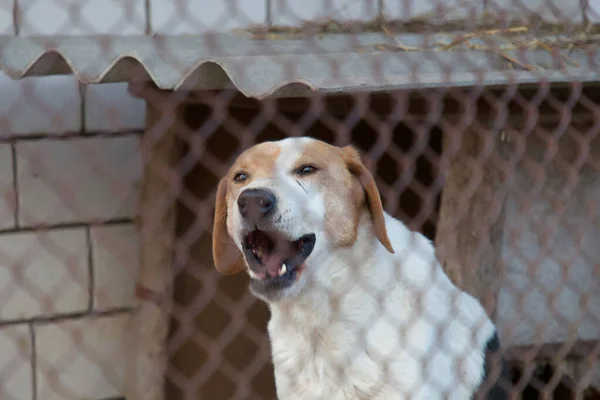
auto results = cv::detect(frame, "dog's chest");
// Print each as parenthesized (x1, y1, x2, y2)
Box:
(268, 321, 398, 400)
(267, 298, 422, 400)
(266, 282, 488, 400)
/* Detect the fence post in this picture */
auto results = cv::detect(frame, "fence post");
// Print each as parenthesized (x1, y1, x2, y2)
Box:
(434, 125, 509, 319)
(124, 83, 184, 400)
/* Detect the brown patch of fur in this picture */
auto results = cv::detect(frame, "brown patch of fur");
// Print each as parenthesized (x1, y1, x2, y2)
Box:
(212, 143, 281, 274)
(291, 141, 362, 248)
(272, 140, 393, 254)
(230, 142, 281, 182)
(213, 177, 245, 274)
(340, 146, 394, 254)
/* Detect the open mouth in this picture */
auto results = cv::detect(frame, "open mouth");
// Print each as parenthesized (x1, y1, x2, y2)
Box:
(242, 230, 316, 285)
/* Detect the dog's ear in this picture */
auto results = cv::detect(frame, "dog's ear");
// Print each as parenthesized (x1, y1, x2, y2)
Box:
(212, 177, 246, 274)
(341, 146, 394, 254)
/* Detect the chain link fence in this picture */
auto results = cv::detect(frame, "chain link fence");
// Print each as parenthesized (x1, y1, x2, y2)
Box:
(0, 0, 599, 399)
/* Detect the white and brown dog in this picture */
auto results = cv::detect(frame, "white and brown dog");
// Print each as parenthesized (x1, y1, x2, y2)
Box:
(212, 137, 509, 400)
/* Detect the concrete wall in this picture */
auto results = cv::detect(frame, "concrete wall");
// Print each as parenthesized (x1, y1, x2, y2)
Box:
(0, 75, 145, 400)
(495, 122, 600, 347)
(0, 0, 597, 37)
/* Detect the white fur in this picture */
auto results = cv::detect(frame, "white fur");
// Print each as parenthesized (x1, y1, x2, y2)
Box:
(228, 138, 496, 400)
(268, 213, 495, 399)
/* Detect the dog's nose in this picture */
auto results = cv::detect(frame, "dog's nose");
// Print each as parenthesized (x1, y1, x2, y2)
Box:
(238, 188, 277, 221)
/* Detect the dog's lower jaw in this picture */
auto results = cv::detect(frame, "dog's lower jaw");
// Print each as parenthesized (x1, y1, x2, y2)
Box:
(250, 282, 292, 303)
(242, 230, 316, 299)
(250, 266, 310, 303)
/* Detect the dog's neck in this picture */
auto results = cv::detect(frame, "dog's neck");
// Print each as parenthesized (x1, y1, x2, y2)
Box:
(268, 211, 386, 330)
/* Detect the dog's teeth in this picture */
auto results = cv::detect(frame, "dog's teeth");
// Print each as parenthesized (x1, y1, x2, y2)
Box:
(248, 269, 260, 280)
(279, 263, 287, 276)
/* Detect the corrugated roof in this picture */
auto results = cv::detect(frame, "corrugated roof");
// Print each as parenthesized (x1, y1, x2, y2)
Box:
(1, 32, 599, 99)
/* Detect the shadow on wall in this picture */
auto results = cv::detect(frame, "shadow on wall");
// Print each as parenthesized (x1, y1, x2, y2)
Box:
(510, 363, 600, 400)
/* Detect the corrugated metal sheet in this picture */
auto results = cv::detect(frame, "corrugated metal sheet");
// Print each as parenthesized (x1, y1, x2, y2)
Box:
(1, 33, 599, 99)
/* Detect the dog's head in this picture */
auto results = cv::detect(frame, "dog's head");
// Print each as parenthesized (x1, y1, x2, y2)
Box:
(212, 137, 394, 302)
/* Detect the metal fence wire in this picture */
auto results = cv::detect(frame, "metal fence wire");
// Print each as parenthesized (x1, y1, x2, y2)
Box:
(1, 0, 600, 399)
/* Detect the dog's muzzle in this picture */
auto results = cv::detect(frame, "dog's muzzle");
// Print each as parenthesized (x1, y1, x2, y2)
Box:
(236, 188, 316, 299)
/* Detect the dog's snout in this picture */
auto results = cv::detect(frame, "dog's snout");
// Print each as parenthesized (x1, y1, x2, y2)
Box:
(238, 188, 277, 221)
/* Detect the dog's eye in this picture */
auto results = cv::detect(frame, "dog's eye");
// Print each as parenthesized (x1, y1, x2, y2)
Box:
(233, 172, 248, 183)
(296, 165, 317, 176)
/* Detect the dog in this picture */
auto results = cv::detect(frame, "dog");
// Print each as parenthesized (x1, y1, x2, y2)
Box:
(212, 137, 509, 399)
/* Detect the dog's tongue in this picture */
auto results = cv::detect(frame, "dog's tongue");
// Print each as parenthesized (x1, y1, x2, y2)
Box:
(264, 253, 285, 277)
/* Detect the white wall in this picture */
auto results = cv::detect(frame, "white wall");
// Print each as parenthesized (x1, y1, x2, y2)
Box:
(0, 73, 145, 400)
(0, 0, 597, 36)
(495, 128, 600, 347)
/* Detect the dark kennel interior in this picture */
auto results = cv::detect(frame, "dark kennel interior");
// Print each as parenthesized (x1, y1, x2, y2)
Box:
(165, 91, 443, 400)
(163, 88, 600, 400)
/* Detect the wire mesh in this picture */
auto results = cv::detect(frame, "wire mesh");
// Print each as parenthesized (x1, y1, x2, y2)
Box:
(0, 0, 599, 399)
